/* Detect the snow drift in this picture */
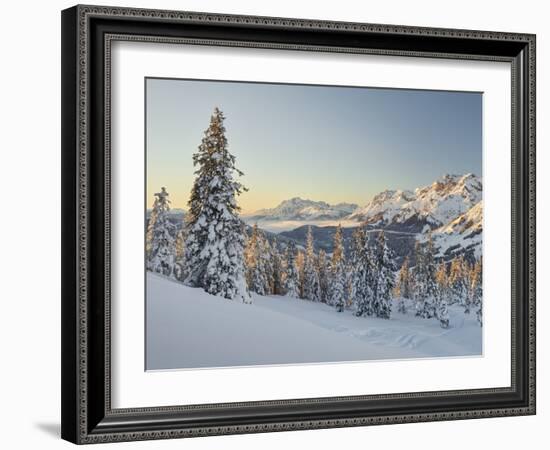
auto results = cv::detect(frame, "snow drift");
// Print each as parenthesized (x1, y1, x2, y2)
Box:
(146, 273, 482, 370)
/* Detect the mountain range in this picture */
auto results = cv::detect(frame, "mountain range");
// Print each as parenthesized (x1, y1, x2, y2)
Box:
(347, 173, 481, 232)
(148, 173, 482, 263)
(244, 173, 482, 261)
(243, 198, 357, 222)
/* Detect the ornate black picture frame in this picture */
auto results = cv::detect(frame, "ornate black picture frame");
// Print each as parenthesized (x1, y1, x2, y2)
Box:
(61, 4, 536, 444)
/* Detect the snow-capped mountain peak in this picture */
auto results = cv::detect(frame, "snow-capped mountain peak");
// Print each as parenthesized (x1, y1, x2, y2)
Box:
(424, 200, 483, 258)
(244, 197, 358, 222)
(416, 173, 481, 202)
(348, 173, 482, 232)
(347, 189, 414, 225)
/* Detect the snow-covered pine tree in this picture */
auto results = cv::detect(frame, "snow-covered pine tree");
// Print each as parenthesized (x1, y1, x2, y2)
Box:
(349, 227, 362, 310)
(332, 264, 347, 312)
(271, 243, 283, 296)
(470, 257, 483, 326)
(462, 259, 474, 314)
(330, 224, 347, 312)
(412, 240, 427, 317)
(422, 233, 438, 319)
(448, 255, 469, 311)
(146, 187, 176, 276)
(244, 226, 256, 289)
(316, 249, 330, 303)
(345, 261, 354, 309)
(181, 107, 250, 302)
(332, 224, 345, 263)
(394, 256, 411, 314)
(260, 234, 275, 295)
(364, 242, 377, 316)
(350, 227, 372, 316)
(296, 250, 306, 299)
(244, 224, 270, 295)
(283, 241, 300, 298)
(435, 262, 450, 328)
(181, 124, 215, 287)
(302, 226, 321, 301)
(371, 231, 395, 319)
(173, 229, 186, 281)
(412, 235, 437, 319)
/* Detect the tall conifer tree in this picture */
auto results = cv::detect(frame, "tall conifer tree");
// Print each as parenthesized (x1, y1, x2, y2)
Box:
(413, 235, 437, 319)
(394, 256, 411, 314)
(181, 108, 249, 302)
(270, 243, 283, 296)
(371, 231, 395, 319)
(412, 240, 426, 316)
(330, 224, 347, 312)
(317, 249, 330, 303)
(422, 233, 438, 318)
(435, 261, 450, 328)
(470, 257, 483, 326)
(260, 234, 275, 294)
(173, 229, 186, 281)
(283, 241, 300, 298)
(296, 250, 306, 299)
(244, 224, 269, 295)
(146, 187, 176, 276)
(302, 226, 321, 301)
(448, 255, 469, 309)
(350, 227, 373, 316)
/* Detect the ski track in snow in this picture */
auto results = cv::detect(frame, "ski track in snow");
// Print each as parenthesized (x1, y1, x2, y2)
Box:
(146, 273, 482, 371)
(254, 295, 478, 354)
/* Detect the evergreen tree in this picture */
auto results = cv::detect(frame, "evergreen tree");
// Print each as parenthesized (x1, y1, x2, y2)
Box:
(371, 231, 395, 319)
(435, 262, 450, 328)
(345, 261, 354, 309)
(394, 256, 411, 314)
(283, 241, 300, 298)
(423, 234, 438, 318)
(244, 224, 270, 295)
(330, 224, 347, 312)
(470, 257, 483, 326)
(146, 187, 176, 276)
(316, 249, 330, 303)
(412, 235, 437, 319)
(331, 262, 347, 312)
(332, 224, 345, 263)
(260, 234, 275, 295)
(302, 226, 321, 301)
(182, 118, 216, 287)
(365, 238, 378, 317)
(296, 250, 306, 299)
(349, 227, 364, 309)
(448, 255, 469, 308)
(173, 229, 186, 281)
(462, 259, 474, 314)
(181, 108, 250, 302)
(350, 227, 373, 316)
(271, 243, 284, 296)
(412, 240, 426, 316)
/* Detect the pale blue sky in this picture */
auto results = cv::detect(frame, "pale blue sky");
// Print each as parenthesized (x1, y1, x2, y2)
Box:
(146, 78, 482, 213)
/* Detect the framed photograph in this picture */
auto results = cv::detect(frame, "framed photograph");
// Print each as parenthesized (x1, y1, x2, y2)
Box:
(61, 5, 536, 444)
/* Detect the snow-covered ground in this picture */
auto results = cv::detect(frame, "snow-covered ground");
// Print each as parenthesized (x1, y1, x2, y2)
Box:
(146, 273, 482, 371)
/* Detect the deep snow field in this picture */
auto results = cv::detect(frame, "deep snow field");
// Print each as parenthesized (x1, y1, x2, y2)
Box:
(146, 273, 482, 370)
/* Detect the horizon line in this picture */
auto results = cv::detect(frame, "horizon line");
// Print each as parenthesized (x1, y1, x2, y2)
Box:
(147, 171, 482, 213)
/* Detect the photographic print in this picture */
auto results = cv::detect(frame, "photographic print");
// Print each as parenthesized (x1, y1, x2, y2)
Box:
(145, 78, 483, 371)
(61, 8, 536, 442)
